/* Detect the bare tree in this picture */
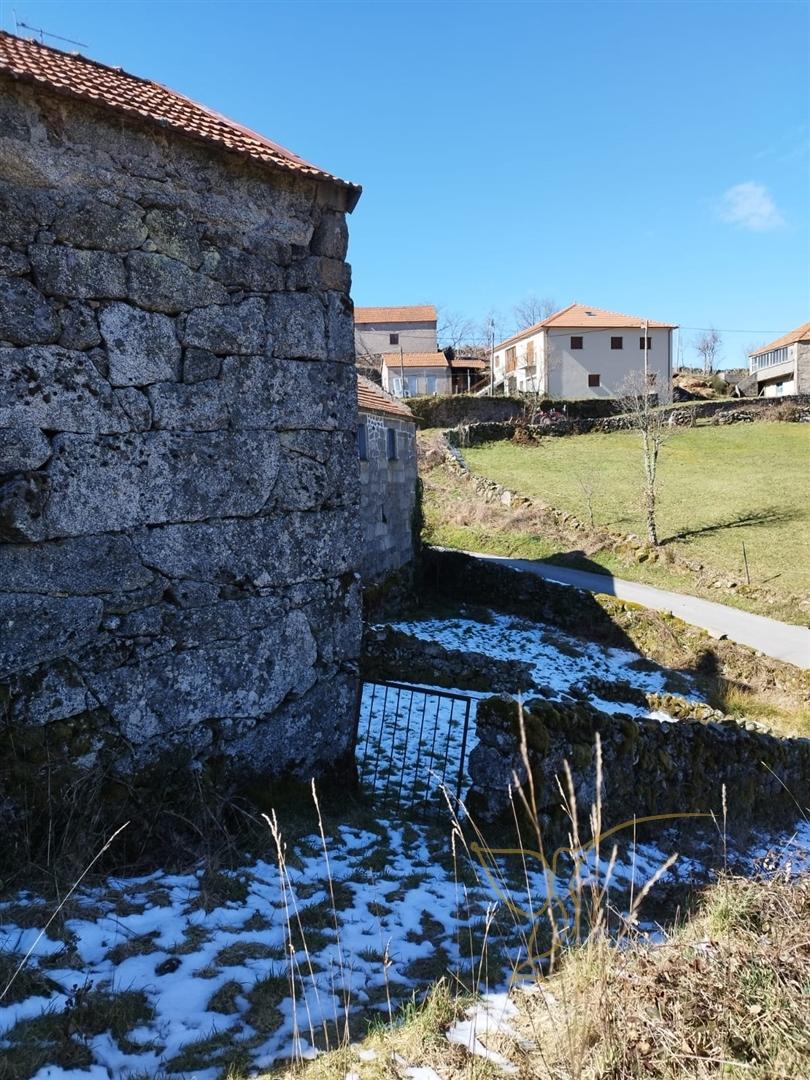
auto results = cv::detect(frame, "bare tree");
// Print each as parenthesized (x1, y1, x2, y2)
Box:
(437, 308, 476, 351)
(694, 328, 721, 374)
(620, 372, 672, 546)
(512, 295, 557, 333)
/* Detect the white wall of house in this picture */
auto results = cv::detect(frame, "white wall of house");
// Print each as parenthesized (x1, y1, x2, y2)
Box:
(356, 321, 438, 359)
(381, 363, 451, 397)
(547, 327, 672, 398)
(493, 327, 672, 398)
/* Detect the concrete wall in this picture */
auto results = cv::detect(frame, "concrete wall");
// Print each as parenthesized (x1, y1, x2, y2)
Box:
(356, 321, 437, 359)
(0, 75, 362, 795)
(381, 363, 452, 396)
(358, 411, 417, 582)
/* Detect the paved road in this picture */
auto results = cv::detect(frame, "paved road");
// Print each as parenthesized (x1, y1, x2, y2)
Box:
(458, 550, 810, 670)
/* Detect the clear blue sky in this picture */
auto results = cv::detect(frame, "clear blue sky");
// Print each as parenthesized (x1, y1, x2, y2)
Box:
(2, 0, 808, 365)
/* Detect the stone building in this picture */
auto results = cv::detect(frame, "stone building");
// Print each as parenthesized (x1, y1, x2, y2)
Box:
(356, 377, 418, 581)
(0, 32, 364, 795)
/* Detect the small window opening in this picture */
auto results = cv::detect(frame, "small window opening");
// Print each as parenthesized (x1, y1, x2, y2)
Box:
(588, 373, 601, 387)
(610, 337, 623, 350)
(389, 333, 399, 345)
(386, 427, 398, 460)
(570, 336, 583, 350)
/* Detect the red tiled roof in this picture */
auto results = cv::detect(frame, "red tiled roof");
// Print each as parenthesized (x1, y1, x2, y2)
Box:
(0, 31, 360, 208)
(496, 302, 677, 349)
(354, 305, 437, 325)
(450, 357, 487, 369)
(356, 375, 414, 419)
(750, 320, 810, 357)
(381, 351, 450, 369)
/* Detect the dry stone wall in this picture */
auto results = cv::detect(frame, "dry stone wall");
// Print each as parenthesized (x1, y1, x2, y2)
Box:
(0, 76, 362, 801)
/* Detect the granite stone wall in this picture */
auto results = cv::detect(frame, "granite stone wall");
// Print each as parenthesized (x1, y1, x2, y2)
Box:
(358, 412, 417, 582)
(0, 76, 362, 795)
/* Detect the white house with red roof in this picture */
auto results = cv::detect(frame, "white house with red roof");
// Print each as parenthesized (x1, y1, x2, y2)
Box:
(747, 320, 810, 397)
(492, 303, 677, 399)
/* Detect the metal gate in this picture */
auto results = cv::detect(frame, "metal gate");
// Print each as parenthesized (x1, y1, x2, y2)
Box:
(355, 680, 475, 814)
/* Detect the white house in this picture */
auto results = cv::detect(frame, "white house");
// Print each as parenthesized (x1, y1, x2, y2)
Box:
(381, 351, 452, 397)
(747, 320, 810, 397)
(491, 303, 677, 399)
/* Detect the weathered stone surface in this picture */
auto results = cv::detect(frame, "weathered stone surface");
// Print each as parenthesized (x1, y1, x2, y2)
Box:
(0, 474, 48, 541)
(114, 387, 153, 431)
(0, 533, 154, 594)
(126, 252, 228, 313)
(0, 346, 133, 432)
(0, 425, 51, 473)
(53, 197, 148, 251)
(30, 244, 127, 299)
(99, 302, 181, 385)
(0, 277, 60, 344)
(222, 356, 357, 430)
(0, 183, 55, 245)
(132, 507, 356, 585)
(311, 211, 349, 260)
(37, 430, 281, 537)
(210, 247, 284, 291)
(148, 380, 229, 431)
(144, 208, 202, 267)
(325, 290, 355, 362)
(267, 293, 326, 360)
(58, 301, 101, 350)
(5, 662, 95, 727)
(0, 245, 29, 275)
(274, 430, 357, 510)
(183, 298, 266, 355)
(182, 348, 221, 383)
(0, 593, 103, 678)
(86, 610, 317, 755)
(287, 256, 351, 293)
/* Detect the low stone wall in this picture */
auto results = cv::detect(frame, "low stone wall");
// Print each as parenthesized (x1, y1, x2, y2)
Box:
(405, 394, 526, 427)
(361, 625, 536, 693)
(469, 695, 810, 835)
(445, 395, 810, 448)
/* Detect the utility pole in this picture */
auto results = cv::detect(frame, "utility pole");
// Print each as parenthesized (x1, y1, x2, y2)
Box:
(399, 344, 405, 399)
(489, 317, 495, 397)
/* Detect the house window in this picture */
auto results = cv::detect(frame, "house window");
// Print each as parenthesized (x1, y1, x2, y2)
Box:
(639, 336, 652, 350)
(588, 373, 601, 387)
(389, 333, 399, 345)
(526, 339, 535, 363)
(570, 336, 583, 350)
(386, 427, 398, 461)
(610, 337, 623, 350)
(357, 422, 368, 461)
(506, 346, 517, 372)
(426, 375, 437, 394)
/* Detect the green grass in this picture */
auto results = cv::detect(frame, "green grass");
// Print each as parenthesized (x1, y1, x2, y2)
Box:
(460, 423, 810, 619)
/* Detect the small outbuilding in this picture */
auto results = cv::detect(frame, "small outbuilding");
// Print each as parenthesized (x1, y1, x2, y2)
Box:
(356, 376, 418, 582)
(0, 32, 362, 804)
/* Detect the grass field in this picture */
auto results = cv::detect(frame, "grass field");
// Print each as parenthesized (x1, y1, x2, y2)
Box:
(429, 422, 810, 624)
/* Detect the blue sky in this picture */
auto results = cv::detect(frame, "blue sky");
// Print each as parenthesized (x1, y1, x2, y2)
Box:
(2, 0, 808, 365)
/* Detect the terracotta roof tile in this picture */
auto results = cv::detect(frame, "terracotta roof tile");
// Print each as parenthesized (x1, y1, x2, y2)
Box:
(750, 320, 810, 357)
(354, 305, 437, 325)
(381, 351, 450, 369)
(0, 31, 360, 207)
(356, 375, 414, 419)
(496, 302, 676, 349)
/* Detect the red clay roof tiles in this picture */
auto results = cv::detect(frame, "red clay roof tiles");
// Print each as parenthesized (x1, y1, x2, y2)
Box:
(356, 375, 414, 419)
(0, 31, 360, 207)
(354, 305, 437, 325)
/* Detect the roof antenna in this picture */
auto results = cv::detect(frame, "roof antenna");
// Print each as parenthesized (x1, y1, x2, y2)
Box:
(14, 14, 88, 49)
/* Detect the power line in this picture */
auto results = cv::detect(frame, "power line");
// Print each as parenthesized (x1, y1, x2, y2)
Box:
(678, 326, 787, 335)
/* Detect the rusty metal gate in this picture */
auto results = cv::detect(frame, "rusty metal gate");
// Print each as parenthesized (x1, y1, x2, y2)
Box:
(355, 680, 475, 814)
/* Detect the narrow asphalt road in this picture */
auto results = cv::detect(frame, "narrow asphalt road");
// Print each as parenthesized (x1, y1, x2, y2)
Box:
(458, 550, 810, 670)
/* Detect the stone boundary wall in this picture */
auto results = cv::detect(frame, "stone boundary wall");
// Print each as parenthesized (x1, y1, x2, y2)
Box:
(0, 75, 362, 812)
(443, 394, 810, 449)
(405, 394, 627, 429)
(469, 695, 810, 834)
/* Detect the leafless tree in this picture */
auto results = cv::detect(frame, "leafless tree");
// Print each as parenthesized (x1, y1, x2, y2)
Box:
(437, 308, 476, 351)
(620, 371, 672, 546)
(512, 295, 557, 333)
(694, 328, 721, 374)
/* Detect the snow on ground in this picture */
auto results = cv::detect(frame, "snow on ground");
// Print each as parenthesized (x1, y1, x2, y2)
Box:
(1, 610, 806, 1078)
